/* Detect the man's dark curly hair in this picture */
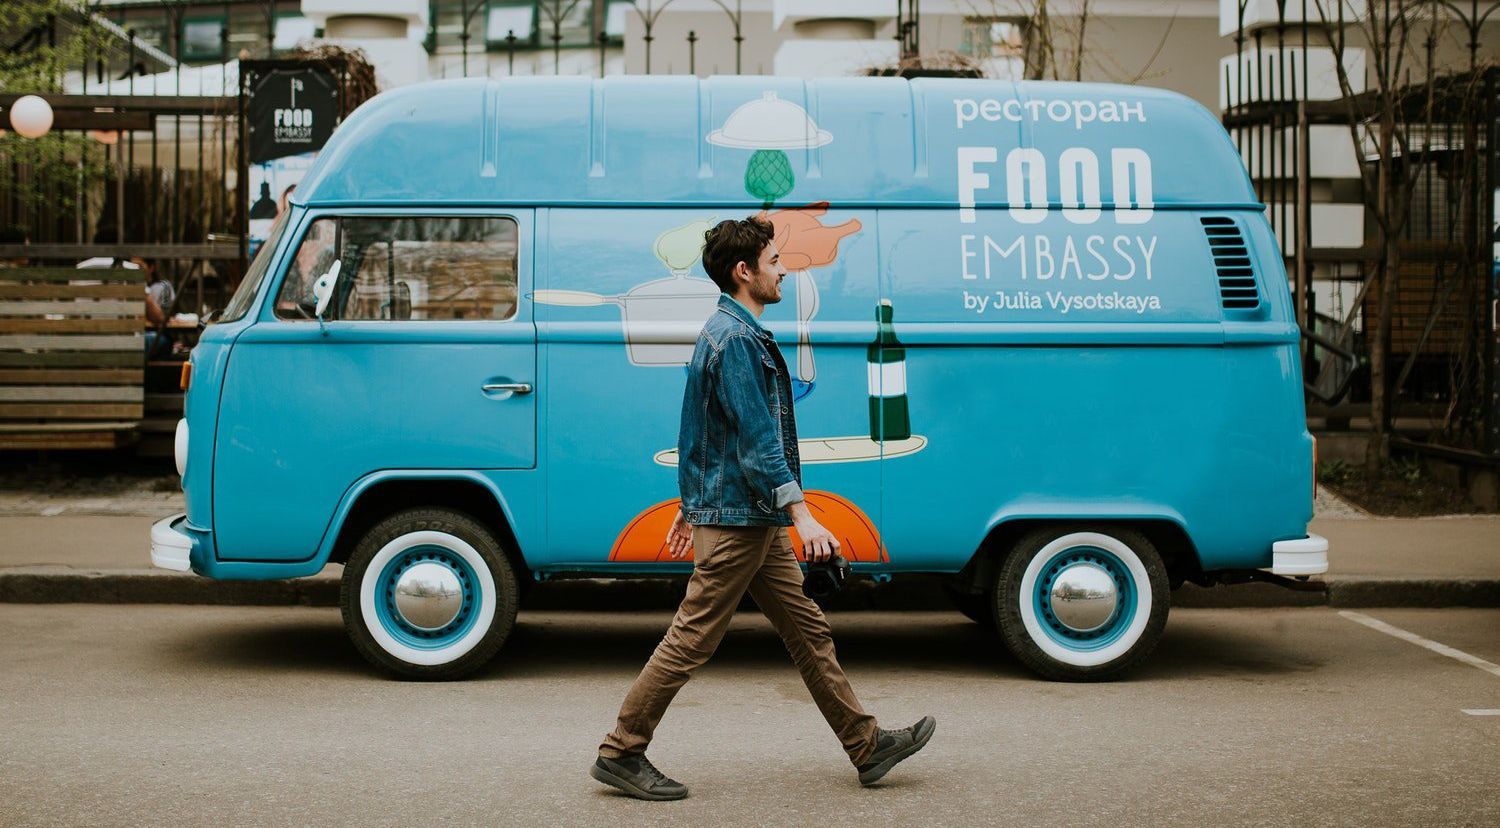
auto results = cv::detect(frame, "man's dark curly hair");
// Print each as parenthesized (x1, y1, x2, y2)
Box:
(701, 216, 775, 294)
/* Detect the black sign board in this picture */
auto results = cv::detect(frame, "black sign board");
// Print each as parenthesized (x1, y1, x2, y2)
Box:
(246, 66, 337, 163)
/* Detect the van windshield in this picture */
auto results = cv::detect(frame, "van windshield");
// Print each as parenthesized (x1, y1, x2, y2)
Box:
(217, 211, 290, 323)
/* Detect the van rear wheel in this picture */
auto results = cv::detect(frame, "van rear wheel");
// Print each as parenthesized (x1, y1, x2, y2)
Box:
(340, 507, 519, 680)
(994, 525, 1169, 681)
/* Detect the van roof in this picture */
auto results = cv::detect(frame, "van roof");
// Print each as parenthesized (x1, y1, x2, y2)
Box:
(294, 76, 1257, 210)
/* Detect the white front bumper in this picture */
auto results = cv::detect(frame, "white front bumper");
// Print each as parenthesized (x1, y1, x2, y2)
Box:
(1265, 533, 1329, 576)
(150, 513, 193, 572)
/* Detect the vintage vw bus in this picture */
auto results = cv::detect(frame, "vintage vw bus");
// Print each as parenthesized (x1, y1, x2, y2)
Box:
(150, 75, 1327, 681)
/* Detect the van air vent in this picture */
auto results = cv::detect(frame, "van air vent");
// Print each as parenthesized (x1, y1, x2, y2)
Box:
(1199, 216, 1260, 311)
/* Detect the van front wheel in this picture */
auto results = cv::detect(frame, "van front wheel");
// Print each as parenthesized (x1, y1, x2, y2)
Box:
(994, 526, 1169, 681)
(341, 507, 519, 680)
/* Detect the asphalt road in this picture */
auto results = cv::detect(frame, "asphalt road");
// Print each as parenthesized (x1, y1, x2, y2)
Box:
(1, 605, 1497, 827)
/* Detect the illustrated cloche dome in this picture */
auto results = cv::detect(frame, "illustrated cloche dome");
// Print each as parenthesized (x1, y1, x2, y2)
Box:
(706, 91, 834, 150)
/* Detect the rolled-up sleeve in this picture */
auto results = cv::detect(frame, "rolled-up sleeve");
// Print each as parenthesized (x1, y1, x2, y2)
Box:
(712, 333, 804, 509)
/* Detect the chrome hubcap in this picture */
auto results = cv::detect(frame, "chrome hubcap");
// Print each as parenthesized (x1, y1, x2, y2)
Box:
(1047, 562, 1119, 633)
(392, 561, 464, 631)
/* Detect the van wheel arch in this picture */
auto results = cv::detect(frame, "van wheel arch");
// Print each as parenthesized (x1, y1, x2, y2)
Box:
(957, 517, 1200, 594)
(329, 478, 530, 588)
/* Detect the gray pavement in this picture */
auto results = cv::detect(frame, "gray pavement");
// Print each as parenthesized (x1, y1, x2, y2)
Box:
(1308, 516, 1500, 578)
(1, 605, 1497, 826)
(0, 515, 167, 569)
(0, 489, 1497, 608)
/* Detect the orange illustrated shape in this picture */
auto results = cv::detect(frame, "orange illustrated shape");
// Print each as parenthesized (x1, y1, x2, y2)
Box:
(608, 490, 888, 563)
(756, 202, 862, 271)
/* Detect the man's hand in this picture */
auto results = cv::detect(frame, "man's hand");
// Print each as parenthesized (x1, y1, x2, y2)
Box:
(788, 501, 840, 563)
(665, 509, 693, 559)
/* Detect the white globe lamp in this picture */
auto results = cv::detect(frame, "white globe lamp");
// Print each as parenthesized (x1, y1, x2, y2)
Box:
(9, 95, 54, 139)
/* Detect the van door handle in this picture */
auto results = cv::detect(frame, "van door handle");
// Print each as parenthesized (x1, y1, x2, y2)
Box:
(482, 382, 533, 395)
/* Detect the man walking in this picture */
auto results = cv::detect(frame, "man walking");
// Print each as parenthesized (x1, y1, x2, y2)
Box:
(590, 216, 935, 800)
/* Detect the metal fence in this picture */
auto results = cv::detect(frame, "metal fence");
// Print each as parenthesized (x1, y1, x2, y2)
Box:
(1222, 4, 1498, 457)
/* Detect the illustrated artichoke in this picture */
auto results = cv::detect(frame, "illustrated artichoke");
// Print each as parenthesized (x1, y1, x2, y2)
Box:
(745, 149, 795, 207)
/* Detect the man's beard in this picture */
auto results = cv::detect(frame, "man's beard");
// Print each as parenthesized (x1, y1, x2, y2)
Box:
(749, 275, 781, 305)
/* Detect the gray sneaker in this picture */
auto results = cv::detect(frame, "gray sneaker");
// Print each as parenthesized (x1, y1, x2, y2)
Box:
(590, 753, 689, 801)
(856, 716, 936, 785)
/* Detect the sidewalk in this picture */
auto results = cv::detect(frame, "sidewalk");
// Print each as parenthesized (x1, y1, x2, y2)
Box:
(0, 488, 1496, 608)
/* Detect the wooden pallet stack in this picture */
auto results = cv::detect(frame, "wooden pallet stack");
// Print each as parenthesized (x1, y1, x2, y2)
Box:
(0, 267, 145, 450)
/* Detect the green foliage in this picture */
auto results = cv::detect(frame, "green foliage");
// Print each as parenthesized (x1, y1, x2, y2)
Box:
(1, 0, 110, 94)
(1390, 456, 1424, 485)
(0, 130, 112, 217)
(1321, 456, 1425, 488)
(1, 1, 116, 217)
(1317, 458, 1352, 486)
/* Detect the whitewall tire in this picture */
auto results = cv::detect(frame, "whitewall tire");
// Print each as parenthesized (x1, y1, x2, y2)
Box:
(341, 507, 519, 680)
(994, 525, 1169, 681)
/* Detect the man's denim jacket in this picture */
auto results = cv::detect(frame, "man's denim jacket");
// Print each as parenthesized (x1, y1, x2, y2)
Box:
(678, 293, 804, 526)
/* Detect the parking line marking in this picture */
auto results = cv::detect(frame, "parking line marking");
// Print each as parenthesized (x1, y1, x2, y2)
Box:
(1339, 610, 1500, 680)
(1462, 709, 1500, 716)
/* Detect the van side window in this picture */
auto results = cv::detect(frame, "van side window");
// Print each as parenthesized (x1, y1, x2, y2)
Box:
(274, 216, 519, 321)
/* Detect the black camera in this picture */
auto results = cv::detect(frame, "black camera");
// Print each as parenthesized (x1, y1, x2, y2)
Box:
(802, 553, 851, 600)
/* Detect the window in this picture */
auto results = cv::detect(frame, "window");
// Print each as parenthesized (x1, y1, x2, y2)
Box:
(960, 17, 1030, 80)
(535, 0, 593, 47)
(226, 9, 270, 54)
(486, 2, 538, 46)
(960, 18, 1028, 60)
(422, 1, 612, 53)
(430, 0, 493, 53)
(120, 13, 171, 55)
(604, 1, 630, 42)
(220, 211, 291, 324)
(181, 17, 225, 62)
(167, 11, 312, 62)
(274, 216, 519, 322)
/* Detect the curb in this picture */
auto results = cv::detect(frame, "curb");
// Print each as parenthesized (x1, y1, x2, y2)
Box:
(0, 569, 340, 606)
(2, 569, 1499, 609)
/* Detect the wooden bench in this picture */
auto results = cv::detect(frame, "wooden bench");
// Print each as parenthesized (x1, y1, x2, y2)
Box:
(0, 267, 145, 450)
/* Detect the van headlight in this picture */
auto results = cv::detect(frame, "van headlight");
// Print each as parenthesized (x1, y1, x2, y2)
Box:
(174, 418, 189, 477)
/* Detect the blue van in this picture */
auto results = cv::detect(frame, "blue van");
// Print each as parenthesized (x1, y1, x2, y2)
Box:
(149, 75, 1327, 681)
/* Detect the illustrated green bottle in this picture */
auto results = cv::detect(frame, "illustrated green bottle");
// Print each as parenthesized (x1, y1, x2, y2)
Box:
(867, 299, 911, 441)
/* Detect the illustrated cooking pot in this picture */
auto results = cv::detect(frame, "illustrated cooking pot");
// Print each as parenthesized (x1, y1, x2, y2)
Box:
(533, 275, 722, 366)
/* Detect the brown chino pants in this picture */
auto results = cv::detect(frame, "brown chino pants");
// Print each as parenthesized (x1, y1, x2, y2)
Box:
(597, 523, 880, 767)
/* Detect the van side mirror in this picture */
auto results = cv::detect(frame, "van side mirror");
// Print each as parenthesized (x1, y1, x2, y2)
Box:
(312, 260, 341, 319)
